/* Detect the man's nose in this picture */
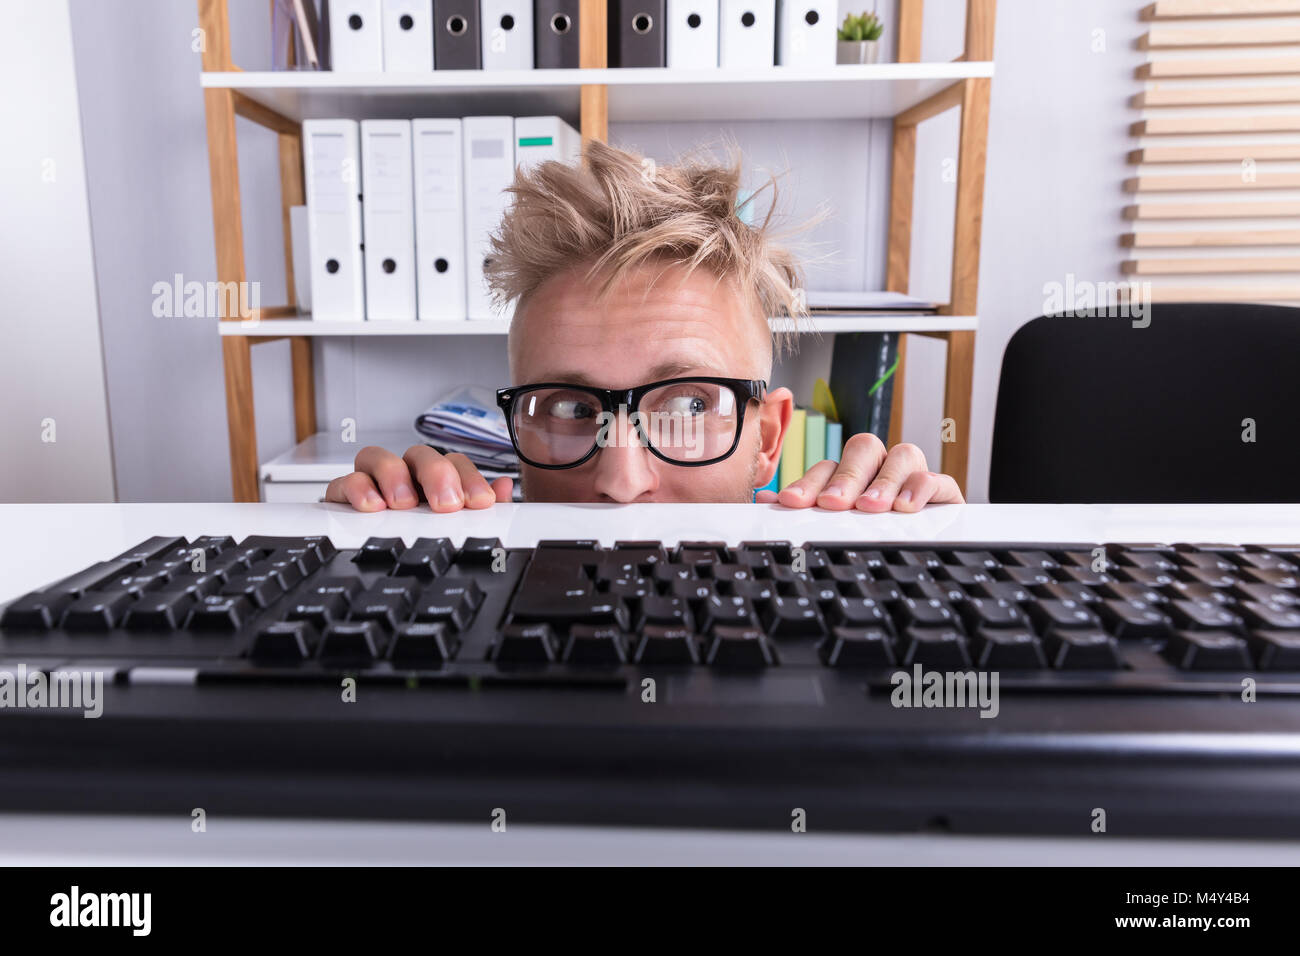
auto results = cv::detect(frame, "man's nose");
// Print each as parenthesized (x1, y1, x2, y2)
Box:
(590, 413, 658, 503)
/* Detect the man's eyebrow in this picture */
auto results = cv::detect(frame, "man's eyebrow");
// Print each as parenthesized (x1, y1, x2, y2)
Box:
(528, 362, 709, 387)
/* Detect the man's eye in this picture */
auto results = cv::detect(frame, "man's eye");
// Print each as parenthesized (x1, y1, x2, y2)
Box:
(660, 395, 708, 416)
(548, 400, 597, 421)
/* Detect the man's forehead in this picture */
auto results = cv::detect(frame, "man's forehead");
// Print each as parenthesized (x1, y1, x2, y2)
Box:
(510, 261, 770, 382)
(527, 359, 717, 388)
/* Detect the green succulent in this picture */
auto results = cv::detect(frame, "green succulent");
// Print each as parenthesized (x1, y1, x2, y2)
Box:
(838, 11, 884, 43)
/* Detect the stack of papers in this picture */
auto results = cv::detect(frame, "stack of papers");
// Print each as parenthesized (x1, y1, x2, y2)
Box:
(413, 386, 519, 479)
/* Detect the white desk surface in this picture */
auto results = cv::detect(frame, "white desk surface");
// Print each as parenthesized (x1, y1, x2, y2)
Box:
(4, 500, 1300, 607)
(3, 500, 1300, 866)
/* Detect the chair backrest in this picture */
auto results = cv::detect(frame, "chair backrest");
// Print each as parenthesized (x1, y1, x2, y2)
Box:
(989, 303, 1300, 503)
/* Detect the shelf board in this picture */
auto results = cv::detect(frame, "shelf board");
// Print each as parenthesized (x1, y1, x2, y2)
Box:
(219, 315, 977, 337)
(201, 62, 995, 123)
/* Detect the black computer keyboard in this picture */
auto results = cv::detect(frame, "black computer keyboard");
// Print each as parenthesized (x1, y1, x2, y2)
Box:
(3, 534, 1300, 837)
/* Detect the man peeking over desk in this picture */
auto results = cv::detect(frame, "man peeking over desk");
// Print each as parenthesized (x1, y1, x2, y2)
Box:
(327, 140, 964, 513)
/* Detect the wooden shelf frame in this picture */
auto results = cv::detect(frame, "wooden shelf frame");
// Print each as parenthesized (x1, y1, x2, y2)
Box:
(197, 0, 994, 500)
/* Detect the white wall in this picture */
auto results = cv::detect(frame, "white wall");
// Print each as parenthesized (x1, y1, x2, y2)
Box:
(0, 0, 116, 502)
(69, 0, 298, 502)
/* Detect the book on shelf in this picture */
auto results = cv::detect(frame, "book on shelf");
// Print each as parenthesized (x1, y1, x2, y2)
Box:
(830, 331, 899, 442)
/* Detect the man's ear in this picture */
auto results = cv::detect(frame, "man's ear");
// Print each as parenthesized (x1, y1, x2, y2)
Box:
(754, 386, 793, 488)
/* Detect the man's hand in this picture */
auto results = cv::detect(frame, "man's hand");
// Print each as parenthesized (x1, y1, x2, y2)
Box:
(325, 445, 513, 512)
(755, 434, 964, 512)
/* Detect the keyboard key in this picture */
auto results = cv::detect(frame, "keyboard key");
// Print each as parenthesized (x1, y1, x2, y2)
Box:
(674, 541, 728, 563)
(1237, 551, 1297, 572)
(611, 541, 669, 571)
(427, 578, 484, 611)
(742, 541, 793, 564)
(1167, 600, 1244, 633)
(958, 597, 1026, 632)
(456, 536, 503, 566)
(1165, 581, 1233, 606)
(1121, 567, 1177, 589)
(312, 577, 364, 599)
(1237, 601, 1300, 631)
(972, 628, 1047, 669)
(895, 598, 961, 632)
(355, 537, 406, 567)
(410, 591, 473, 631)
(190, 595, 252, 632)
(909, 580, 967, 604)
(64, 590, 135, 630)
(164, 572, 223, 598)
(968, 580, 1031, 604)
(631, 626, 699, 665)
(491, 623, 560, 664)
(1001, 566, 1053, 587)
(250, 621, 320, 663)
(269, 546, 321, 577)
(1241, 568, 1300, 590)
(1004, 550, 1058, 570)
(1044, 629, 1122, 670)
(1163, 630, 1252, 671)
(114, 536, 187, 564)
(394, 548, 451, 580)
(609, 576, 654, 606)
(45, 559, 140, 598)
(349, 594, 410, 631)
(1097, 600, 1171, 640)
(536, 539, 599, 550)
(0, 592, 72, 629)
(704, 627, 778, 668)
(1181, 567, 1238, 590)
(897, 627, 972, 669)
(732, 578, 777, 603)
(190, 535, 235, 554)
(637, 595, 692, 630)
(1027, 599, 1100, 631)
(1035, 582, 1101, 605)
(668, 578, 718, 609)
(320, 622, 388, 665)
(251, 555, 305, 590)
(1232, 583, 1297, 607)
(285, 593, 350, 628)
(1098, 581, 1167, 605)
(240, 535, 337, 563)
(761, 596, 824, 639)
(220, 574, 283, 609)
(1249, 631, 1300, 670)
(362, 579, 420, 603)
(390, 622, 460, 667)
(827, 597, 891, 631)
(123, 591, 196, 630)
(819, 627, 895, 668)
(948, 550, 1001, 571)
(698, 595, 758, 633)
(563, 626, 628, 666)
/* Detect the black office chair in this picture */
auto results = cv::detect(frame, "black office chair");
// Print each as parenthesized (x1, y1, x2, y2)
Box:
(989, 303, 1300, 503)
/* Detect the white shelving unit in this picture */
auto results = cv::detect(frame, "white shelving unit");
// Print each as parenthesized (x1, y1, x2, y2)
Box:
(202, 62, 995, 123)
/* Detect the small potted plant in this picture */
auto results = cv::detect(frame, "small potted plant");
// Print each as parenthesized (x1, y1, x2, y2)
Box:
(837, 11, 885, 64)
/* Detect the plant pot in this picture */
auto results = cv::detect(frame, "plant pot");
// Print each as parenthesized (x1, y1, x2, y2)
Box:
(837, 39, 881, 64)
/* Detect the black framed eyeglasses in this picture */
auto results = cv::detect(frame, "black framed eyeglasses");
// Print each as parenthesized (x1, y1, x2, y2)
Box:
(496, 377, 768, 470)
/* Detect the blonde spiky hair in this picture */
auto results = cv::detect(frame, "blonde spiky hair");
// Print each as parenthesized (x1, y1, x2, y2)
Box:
(485, 137, 817, 366)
